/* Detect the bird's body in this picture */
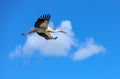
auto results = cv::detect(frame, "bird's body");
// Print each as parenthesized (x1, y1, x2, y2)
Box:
(35, 27, 54, 40)
(22, 14, 66, 40)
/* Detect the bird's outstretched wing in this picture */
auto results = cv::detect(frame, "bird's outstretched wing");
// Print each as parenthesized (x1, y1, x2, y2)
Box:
(34, 14, 51, 28)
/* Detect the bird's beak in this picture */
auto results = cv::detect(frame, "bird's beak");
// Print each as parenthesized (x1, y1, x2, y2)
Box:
(60, 30, 67, 33)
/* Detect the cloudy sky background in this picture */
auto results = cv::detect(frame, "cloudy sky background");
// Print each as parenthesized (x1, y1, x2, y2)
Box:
(0, 0, 120, 79)
(9, 20, 105, 61)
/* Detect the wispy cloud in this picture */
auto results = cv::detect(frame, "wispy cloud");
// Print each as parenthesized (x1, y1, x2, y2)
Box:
(9, 20, 106, 61)
(9, 45, 23, 58)
(72, 38, 106, 61)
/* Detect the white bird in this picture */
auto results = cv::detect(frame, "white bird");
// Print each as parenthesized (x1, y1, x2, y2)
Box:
(22, 14, 66, 40)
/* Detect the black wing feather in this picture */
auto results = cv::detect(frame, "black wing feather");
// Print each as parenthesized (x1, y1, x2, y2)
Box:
(34, 14, 51, 28)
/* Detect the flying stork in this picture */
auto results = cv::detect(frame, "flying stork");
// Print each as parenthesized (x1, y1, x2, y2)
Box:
(22, 14, 66, 40)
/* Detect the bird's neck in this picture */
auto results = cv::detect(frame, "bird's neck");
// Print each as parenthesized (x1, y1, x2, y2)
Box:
(55, 29, 60, 32)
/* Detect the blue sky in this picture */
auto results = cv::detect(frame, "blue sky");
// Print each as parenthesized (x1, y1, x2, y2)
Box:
(0, 0, 120, 79)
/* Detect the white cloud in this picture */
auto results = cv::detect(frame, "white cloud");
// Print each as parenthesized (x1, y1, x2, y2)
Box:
(9, 45, 23, 58)
(9, 20, 75, 58)
(72, 38, 106, 61)
(9, 20, 106, 61)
